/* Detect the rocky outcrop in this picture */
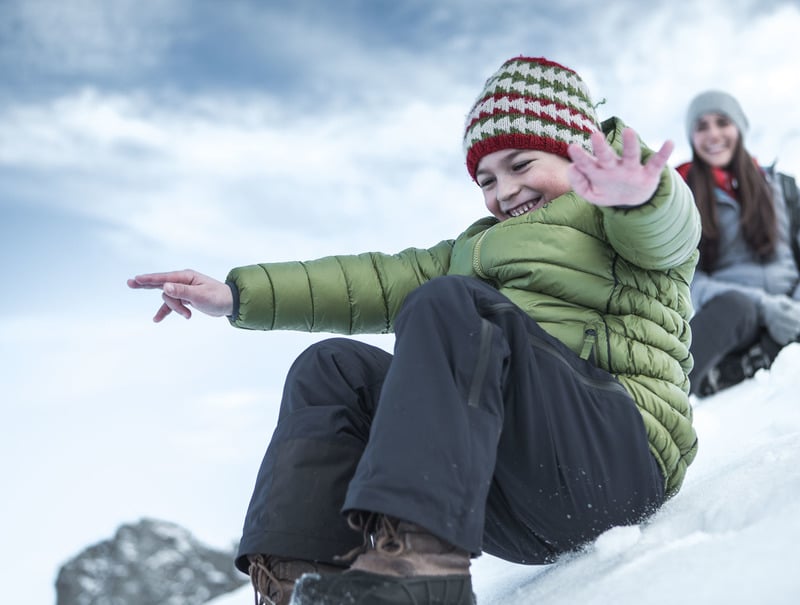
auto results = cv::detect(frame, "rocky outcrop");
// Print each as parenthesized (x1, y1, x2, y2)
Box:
(55, 518, 247, 605)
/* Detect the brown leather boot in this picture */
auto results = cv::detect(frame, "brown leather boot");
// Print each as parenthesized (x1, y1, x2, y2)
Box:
(347, 513, 471, 577)
(247, 554, 343, 605)
(291, 513, 474, 604)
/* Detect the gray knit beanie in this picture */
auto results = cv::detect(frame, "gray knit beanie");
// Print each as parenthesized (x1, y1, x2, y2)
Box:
(685, 90, 749, 142)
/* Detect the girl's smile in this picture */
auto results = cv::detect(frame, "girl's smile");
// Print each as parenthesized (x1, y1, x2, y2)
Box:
(692, 112, 739, 168)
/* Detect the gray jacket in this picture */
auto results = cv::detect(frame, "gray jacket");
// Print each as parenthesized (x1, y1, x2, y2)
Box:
(691, 168, 800, 311)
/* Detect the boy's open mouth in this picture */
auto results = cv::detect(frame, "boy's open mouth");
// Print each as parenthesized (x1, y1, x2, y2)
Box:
(506, 197, 543, 218)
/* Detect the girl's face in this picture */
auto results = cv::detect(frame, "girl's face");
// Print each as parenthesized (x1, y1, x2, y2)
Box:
(691, 112, 740, 168)
(475, 148, 572, 221)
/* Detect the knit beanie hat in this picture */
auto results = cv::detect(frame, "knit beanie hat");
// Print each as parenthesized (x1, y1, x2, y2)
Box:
(685, 90, 749, 142)
(463, 56, 601, 180)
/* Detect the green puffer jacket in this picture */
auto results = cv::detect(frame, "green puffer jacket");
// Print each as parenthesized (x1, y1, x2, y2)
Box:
(227, 118, 702, 497)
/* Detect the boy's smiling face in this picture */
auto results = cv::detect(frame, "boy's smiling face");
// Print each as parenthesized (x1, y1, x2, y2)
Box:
(475, 148, 573, 221)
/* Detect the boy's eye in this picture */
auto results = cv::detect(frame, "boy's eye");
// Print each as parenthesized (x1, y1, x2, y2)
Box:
(478, 177, 495, 189)
(512, 160, 532, 171)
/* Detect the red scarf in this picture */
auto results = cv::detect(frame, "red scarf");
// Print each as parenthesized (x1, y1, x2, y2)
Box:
(676, 162, 738, 199)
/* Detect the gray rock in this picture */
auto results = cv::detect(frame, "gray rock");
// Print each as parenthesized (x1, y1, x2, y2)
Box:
(55, 518, 247, 605)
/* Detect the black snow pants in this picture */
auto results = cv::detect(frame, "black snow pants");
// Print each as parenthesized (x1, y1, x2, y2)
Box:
(235, 275, 665, 572)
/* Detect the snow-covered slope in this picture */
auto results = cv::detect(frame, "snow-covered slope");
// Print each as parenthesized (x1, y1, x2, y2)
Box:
(209, 343, 800, 605)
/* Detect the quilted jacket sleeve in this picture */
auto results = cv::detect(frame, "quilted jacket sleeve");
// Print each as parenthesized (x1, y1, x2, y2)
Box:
(225, 239, 454, 334)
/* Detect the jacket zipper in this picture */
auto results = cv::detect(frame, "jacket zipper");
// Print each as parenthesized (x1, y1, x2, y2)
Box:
(580, 328, 597, 364)
(472, 231, 490, 279)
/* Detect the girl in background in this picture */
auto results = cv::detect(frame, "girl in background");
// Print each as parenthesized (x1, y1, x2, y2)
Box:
(679, 90, 800, 397)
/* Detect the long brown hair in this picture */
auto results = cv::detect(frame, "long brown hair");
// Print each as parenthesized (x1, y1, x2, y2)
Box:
(685, 138, 777, 272)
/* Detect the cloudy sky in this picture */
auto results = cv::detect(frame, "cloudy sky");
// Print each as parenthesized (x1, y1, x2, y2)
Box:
(2, 1, 799, 603)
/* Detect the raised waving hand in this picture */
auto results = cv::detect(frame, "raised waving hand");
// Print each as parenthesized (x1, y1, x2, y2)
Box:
(567, 127, 674, 208)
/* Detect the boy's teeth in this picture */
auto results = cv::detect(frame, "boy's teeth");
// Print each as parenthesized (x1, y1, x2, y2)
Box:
(509, 201, 536, 217)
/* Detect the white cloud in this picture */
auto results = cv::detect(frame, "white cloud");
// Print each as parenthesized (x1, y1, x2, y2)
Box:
(0, 85, 477, 268)
(3, 0, 184, 76)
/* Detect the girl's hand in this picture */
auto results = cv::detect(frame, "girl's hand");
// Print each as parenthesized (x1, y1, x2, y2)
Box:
(567, 127, 673, 208)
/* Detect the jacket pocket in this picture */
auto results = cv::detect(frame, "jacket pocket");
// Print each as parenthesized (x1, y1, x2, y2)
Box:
(467, 317, 494, 408)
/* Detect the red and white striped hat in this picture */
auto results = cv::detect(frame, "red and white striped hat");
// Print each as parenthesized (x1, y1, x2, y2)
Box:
(463, 56, 601, 180)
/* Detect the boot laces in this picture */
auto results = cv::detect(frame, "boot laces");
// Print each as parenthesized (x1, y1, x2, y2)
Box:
(334, 512, 406, 564)
(247, 554, 284, 605)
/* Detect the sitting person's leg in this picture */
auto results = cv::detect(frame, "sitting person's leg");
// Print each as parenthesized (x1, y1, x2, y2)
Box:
(235, 337, 392, 605)
(295, 276, 664, 604)
(704, 330, 779, 395)
(689, 291, 761, 396)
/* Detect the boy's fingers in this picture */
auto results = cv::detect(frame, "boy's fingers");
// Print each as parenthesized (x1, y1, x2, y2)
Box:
(645, 140, 674, 175)
(621, 129, 641, 164)
(567, 143, 596, 172)
(654, 140, 674, 165)
(567, 164, 590, 196)
(163, 282, 193, 301)
(153, 302, 172, 323)
(127, 278, 164, 290)
(161, 292, 192, 319)
(129, 270, 197, 288)
(590, 132, 616, 165)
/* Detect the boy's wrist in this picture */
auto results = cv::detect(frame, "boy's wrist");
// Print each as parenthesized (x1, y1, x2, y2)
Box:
(226, 280, 240, 319)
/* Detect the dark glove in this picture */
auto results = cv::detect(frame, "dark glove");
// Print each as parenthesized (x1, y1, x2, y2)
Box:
(760, 295, 800, 346)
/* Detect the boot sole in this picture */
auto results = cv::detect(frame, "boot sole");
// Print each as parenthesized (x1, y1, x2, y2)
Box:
(290, 570, 476, 605)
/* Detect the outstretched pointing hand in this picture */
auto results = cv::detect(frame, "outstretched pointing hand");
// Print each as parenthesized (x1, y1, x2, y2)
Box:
(127, 269, 233, 322)
(567, 127, 673, 208)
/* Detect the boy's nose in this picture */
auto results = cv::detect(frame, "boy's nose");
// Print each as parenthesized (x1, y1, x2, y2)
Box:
(497, 178, 521, 202)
